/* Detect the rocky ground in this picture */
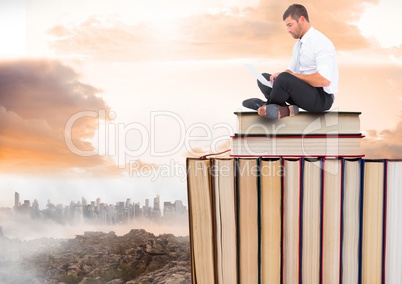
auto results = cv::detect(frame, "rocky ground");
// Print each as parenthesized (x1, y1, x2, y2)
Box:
(0, 229, 191, 284)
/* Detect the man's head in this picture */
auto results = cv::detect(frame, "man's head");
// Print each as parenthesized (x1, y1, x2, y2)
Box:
(283, 4, 311, 39)
(283, 4, 309, 22)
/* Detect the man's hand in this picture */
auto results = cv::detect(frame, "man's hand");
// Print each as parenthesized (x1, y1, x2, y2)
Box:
(270, 72, 281, 83)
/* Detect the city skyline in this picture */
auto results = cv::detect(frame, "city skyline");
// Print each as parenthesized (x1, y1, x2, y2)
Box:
(0, 190, 189, 240)
(0, 191, 188, 228)
(3, 191, 187, 213)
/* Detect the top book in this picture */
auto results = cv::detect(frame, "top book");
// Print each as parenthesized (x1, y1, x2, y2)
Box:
(234, 111, 361, 135)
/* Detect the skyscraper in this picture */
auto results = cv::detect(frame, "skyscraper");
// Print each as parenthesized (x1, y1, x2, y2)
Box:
(153, 195, 161, 218)
(14, 192, 20, 209)
(154, 195, 160, 211)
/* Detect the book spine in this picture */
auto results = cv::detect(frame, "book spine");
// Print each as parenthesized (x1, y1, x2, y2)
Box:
(257, 158, 262, 284)
(357, 159, 364, 284)
(282, 158, 302, 284)
(234, 160, 239, 284)
(280, 157, 285, 284)
(303, 158, 324, 283)
(235, 158, 241, 284)
(186, 158, 196, 284)
(299, 158, 305, 284)
(360, 159, 386, 284)
(236, 158, 260, 284)
(260, 158, 282, 283)
(339, 159, 344, 284)
(319, 158, 325, 284)
(339, 158, 345, 284)
(382, 160, 388, 284)
(298, 158, 302, 284)
(384, 160, 402, 283)
(210, 158, 219, 284)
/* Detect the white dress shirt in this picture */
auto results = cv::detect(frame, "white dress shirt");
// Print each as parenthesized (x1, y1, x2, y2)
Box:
(287, 27, 339, 95)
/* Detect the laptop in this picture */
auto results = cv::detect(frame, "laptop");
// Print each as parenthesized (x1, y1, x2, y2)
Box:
(244, 63, 273, 88)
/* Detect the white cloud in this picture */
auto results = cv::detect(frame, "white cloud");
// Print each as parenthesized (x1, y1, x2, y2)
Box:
(358, 0, 402, 48)
(0, 1, 27, 58)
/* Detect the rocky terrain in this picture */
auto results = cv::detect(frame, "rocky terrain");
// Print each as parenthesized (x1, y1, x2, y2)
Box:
(0, 229, 191, 284)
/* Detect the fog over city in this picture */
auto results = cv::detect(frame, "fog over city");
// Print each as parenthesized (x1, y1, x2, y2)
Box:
(0, 190, 189, 240)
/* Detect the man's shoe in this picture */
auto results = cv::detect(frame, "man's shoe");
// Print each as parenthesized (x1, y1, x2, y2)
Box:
(259, 104, 300, 119)
(288, 105, 299, 117)
(278, 105, 299, 119)
(242, 98, 266, 111)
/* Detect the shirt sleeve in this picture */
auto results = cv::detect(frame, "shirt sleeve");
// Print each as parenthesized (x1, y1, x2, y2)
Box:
(315, 41, 336, 82)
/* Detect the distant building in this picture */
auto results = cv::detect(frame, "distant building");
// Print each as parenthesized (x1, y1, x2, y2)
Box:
(134, 202, 141, 219)
(163, 201, 174, 217)
(32, 199, 40, 218)
(14, 192, 20, 209)
(152, 195, 161, 219)
(174, 200, 186, 214)
(162, 200, 188, 221)
(154, 195, 160, 211)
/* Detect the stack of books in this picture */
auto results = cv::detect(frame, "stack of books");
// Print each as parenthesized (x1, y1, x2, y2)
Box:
(186, 111, 402, 283)
(230, 111, 364, 157)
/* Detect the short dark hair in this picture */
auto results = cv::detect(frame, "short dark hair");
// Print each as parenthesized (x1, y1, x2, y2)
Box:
(283, 4, 309, 22)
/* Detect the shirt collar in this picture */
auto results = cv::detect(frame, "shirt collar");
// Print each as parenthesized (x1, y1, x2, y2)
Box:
(300, 26, 314, 45)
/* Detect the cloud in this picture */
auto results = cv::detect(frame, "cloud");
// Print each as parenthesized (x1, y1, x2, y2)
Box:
(294, 0, 379, 49)
(361, 117, 402, 158)
(48, 17, 157, 61)
(0, 59, 119, 175)
(387, 45, 402, 65)
(334, 62, 402, 133)
(47, 0, 377, 61)
(128, 159, 159, 174)
(177, 0, 376, 57)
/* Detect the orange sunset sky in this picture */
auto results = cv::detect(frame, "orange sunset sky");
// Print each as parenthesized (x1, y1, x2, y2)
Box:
(0, 0, 401, 212)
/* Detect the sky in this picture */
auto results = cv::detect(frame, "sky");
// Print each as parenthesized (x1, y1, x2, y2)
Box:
(0, 0, 401, 228)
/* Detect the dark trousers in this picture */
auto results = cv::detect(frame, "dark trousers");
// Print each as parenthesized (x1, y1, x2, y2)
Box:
(258, 72, 334, 112)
